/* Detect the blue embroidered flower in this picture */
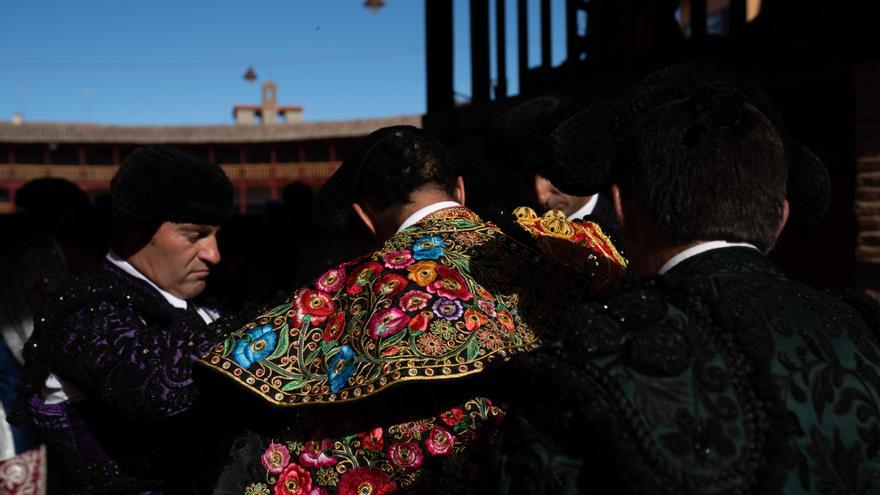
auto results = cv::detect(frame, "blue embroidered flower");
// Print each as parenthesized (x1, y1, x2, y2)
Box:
(232, 324, 277, 369)
(327, 345, 357, 393)
(412, 236, 446, 260)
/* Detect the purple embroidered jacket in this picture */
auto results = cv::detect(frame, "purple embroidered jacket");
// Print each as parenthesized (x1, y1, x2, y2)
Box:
(13, 261, 224, 493)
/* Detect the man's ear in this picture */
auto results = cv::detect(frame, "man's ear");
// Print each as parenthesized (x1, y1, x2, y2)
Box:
(352, 203, 377, 236)
(766, 199, 790, 253)
(454, 176, 466, 206)
(611, 184, 625, 228)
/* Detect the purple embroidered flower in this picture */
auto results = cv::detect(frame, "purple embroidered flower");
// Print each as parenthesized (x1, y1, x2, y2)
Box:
(432, 297, 463, 321)
(260, 441, 291, 474)
(383, 249, 415, 269)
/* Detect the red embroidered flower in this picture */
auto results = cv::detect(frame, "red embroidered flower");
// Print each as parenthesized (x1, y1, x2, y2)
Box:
(369, 308, 408, 340)
(475, 284, 493, 300)
(322, 312, 346, 343)
(439, 407, 465, 427)
(426, 266, 472, 301)
(315, 267, 346, 293)
(358, 427, 384, 451)
(399, 290, 431, 312)
(260, 441, 290, 474)
(337, 467, 397, 495)
(496, 310, 515, 331)
(383, 249, 415, 269)
(374, 273, 408, 298)
(387, 442, 424, 471)
(407, 312, 431, 333)
(274, 463, 313, 495)
(424, 426, 455, 456)
(299, 439, 337, 468)
(294, 290, 336, 326)
(346, 262, 383, 295)
(463, 309, 489, 331)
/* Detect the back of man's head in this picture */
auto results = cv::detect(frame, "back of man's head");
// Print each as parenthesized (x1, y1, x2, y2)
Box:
(617, 90, 787, 252)
(314, 126, 458, 232)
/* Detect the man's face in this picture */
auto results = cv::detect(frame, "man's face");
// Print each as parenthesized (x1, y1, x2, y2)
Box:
(533, 174, 590, 218)
(131, 221, 221, 299)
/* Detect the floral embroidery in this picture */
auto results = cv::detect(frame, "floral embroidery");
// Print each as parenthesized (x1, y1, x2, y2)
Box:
(407, 312, 430, 333)
(387, 442, 424, 471)
(417, 333, 445, 356)
(300, 440, 337, 468)
(463, 309, 489, 331)
(406, 261, 437, 287)
(425, 426, 455, 456)
(261, 441, 291, 474)
(337, 468, 397, 495)
(275, 463, 313, 495)
(496, 310, 515, 331)
(439, 408, 464, 428)
(477, 300, 496, 317)
(322, 312, 346, 343)
(316, 268, 346, 293)
(432, 297, 463, 321)
(327, 345, 357, 393)
(399, 290, 431, 312)
(427, 266, 472, 301)
(245, 483, 272, 495)
(382, 250, 414, 270)
(358, 427, 384, 451)
(368, 308, 408, 340)
(232, 324, 277, 369)
(294, 290, 336, 326)
(374, 274, 408, 298)
(346, 262, 383, 296)
(412, 236, 446, 260)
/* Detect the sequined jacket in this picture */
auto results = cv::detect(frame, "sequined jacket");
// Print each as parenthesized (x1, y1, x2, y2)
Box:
(197, 206, 626, 495)
(13, 261, 225, 494)
(492, 247, 880, 494)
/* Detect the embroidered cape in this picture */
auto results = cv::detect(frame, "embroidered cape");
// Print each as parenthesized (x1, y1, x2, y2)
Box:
(199, 207, 625, 407)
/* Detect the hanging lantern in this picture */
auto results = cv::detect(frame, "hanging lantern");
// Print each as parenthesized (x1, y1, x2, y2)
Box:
(243, 66, 258, 83)
(364, 0, 385, 13)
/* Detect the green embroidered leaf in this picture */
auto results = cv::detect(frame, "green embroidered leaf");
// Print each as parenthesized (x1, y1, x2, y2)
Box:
(466, 337, 480, 361)
(221, 337, 234, 358)
(380, 328, 408, 349)
(266, 324, 289, 361)
(281, 377, 307, 392)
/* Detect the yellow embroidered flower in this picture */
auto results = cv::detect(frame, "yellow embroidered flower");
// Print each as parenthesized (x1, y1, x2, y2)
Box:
(407, 260, 438, 287)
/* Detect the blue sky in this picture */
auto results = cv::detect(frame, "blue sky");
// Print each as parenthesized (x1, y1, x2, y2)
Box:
(0, 0, 567, 125)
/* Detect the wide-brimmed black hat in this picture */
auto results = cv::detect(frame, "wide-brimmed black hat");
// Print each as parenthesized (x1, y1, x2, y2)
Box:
(111, 146, 234, 224)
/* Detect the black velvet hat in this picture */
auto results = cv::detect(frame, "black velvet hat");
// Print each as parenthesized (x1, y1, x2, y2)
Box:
(547, 64, 831, 226)
(111, 146, 234, 224)
(490, 95, 577, 176)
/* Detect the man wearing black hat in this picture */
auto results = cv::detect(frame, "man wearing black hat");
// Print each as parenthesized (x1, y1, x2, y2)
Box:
(197, 126, 625, 494)
(12, 146, 234, 493)
(492, 79, 880, 493)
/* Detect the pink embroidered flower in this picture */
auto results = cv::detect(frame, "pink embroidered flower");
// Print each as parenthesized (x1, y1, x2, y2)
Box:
(315, 267, 346, 293)
(274, 463, 313, 495)
(425, 426, 456, 456)
(337, 467, 397, 495)
(426, 266, 472, 301)
(408, 312, 431, 333)
(294, 289, 336, 326)
(417, 333, 445, 356)
(306, 489, 328, 495)
(368, 308, 408, 340)
(399, 290, 431, 312)
(322, 312, 346, 342)
(260, 441, 290, 474)
(387, 442, 424, 471)
(358, 427, 384, 451)
(299, 439, 337, 468)
(477, 299, 496, 317)
(383, 249, 415, 269)
(374, 273, 408, 298)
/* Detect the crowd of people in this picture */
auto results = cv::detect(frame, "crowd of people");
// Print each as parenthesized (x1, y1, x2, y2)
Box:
(1, 63, 878, 495)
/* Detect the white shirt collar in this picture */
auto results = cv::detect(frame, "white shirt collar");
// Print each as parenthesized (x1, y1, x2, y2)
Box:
(106, 251, 188, 309)
(395, 201, 461, 234)
(658, 241, 759, 275)
(567, 194, 599, 220)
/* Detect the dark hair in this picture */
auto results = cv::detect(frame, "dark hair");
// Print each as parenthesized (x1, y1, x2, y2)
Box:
(490, 96, 577, 176)
(617, 90, 788, 251)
